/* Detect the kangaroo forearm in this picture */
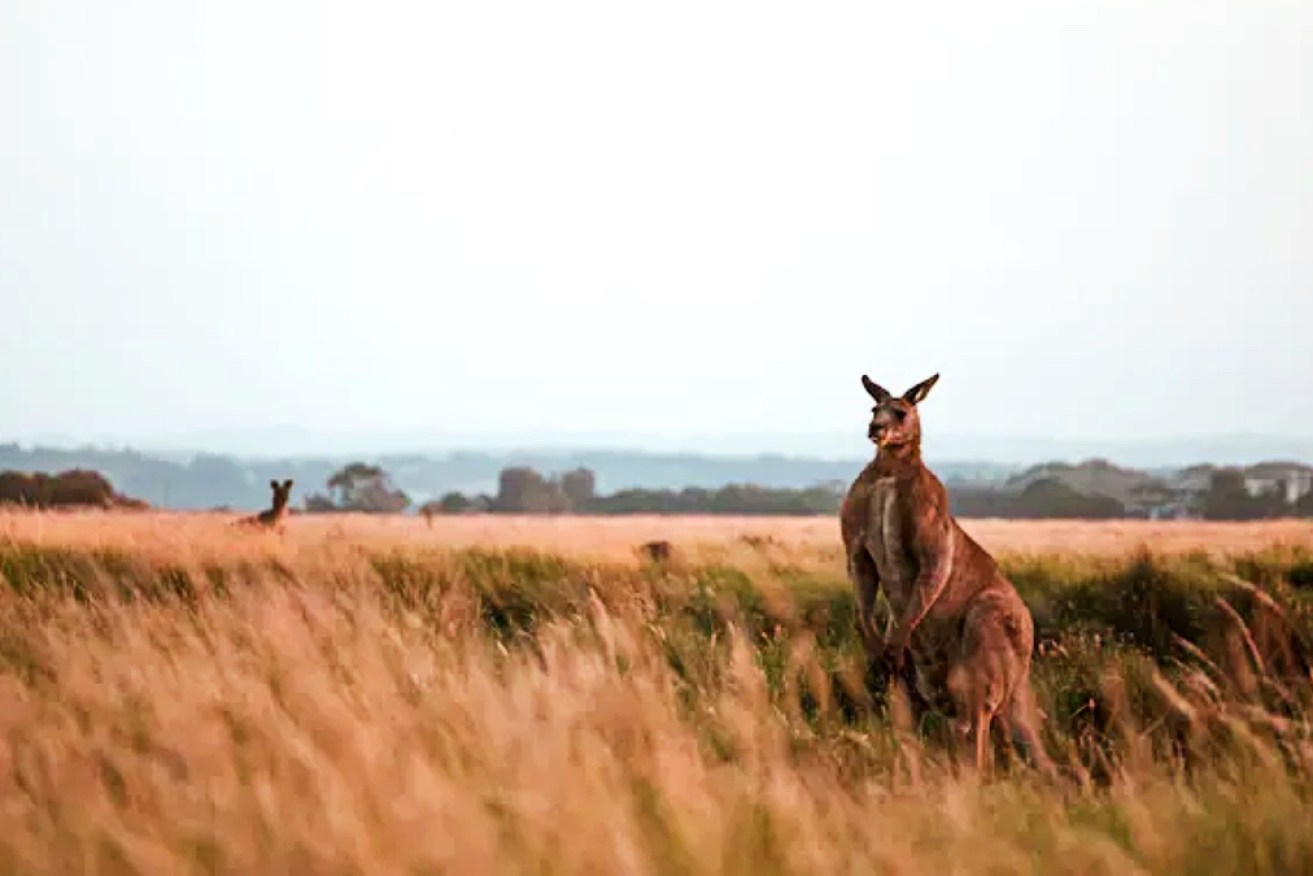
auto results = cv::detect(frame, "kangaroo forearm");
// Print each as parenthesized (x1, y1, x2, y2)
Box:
(851, 557, 883, 641)
(888, 523, 956, 649)
(889, 567, 950, 648)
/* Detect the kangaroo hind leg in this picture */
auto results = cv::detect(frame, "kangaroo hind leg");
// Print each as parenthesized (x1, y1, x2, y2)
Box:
(1004, 683, 1057, 778)
(949, 593, 1016, 777)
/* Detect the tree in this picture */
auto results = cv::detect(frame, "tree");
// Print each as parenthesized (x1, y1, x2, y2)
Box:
(1013, 479, 1124, 519)
(419, 491, 490, 523)
(1202, 469, 1257, 520)
(495, 467, 569, 513)
(321, 462, 410, 514)
(0, 468, 147, 510)
(560, 468, 596, 511)
(303, 493, 337, 513)
(437, 492, 471, 514)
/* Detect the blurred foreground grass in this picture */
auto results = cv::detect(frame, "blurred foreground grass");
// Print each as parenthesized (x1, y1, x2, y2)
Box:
(2, 513, 1313, 874)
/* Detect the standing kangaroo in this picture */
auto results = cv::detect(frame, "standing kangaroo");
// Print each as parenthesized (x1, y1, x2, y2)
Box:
(237, 479, 295, 533)
(840, 373, 1052, 774)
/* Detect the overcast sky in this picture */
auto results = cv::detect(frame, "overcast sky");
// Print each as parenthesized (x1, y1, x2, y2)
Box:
(2, 0, 1310, 456)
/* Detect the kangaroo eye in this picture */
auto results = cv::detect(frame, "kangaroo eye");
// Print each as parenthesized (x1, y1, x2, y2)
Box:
(894, 408, 907, 420)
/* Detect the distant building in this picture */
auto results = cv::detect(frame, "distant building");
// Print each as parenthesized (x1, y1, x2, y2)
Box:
(1241, 462, 1313, 504)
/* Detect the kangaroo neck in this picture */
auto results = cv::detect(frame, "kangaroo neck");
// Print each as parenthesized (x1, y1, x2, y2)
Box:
(874, 441, 923, 476)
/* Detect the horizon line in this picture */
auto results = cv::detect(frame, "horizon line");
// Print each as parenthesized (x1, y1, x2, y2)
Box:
(4, 433, 1312, 471)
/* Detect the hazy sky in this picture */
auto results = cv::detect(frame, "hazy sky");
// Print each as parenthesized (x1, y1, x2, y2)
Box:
(2, 0, 1310, 456)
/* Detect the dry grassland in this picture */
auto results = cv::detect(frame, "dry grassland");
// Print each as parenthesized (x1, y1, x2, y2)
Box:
(1, 511, 1312, 874)
(5, 510, 1311, 560)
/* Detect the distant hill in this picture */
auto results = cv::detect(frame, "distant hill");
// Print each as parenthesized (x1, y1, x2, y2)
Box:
(1006, 458, 1168, 505)
(32, 428, 1313, 469)
(962, 458, 1313, 519)
(0, 443, 1016, 512)
(924, 434, 1313, 469)
(0, 441, 1309, 517)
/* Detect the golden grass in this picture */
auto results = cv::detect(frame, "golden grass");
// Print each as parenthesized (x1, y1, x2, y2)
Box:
(1, 511, 1312, 874)
(4, 510, 1311, 562)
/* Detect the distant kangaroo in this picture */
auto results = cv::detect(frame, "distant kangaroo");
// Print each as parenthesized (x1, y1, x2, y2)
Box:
(237, 479, 295, 533)
(840, 373, 1053, 775)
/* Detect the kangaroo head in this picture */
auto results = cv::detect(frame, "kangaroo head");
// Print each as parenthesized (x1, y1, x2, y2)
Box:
(861, 373, 939, 451)
(269, 479, 294, 510)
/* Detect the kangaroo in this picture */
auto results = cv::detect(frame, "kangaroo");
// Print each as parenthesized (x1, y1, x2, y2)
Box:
(638, 540, 673, 563)
(237, 479, 295, 533)
(840, 373, 1053, 775)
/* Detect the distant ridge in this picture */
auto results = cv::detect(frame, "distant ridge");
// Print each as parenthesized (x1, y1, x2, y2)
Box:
(14, 429, 1313, 470)
(2, 436, 1312, 513)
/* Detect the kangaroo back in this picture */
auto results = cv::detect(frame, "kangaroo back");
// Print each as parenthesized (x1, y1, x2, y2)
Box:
(234, 479, 295, 532)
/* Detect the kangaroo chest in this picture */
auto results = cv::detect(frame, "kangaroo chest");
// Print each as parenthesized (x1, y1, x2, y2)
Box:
(865, 477, 918, 613)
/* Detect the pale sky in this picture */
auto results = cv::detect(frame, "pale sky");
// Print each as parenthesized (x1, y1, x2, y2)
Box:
(2, 0, 1310, 457)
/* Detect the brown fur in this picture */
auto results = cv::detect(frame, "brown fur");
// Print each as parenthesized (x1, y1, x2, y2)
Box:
(840, 374, 1053, 776)
(236, 479, 295, 533)
(638, 540, 673, 563)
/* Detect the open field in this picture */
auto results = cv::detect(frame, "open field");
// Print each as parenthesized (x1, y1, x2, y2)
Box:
(5, 510, 1313, 561)
(3, 512, 1313, 874)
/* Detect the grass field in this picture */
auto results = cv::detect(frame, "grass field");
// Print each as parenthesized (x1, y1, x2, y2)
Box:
(2, 512, 1313, 874)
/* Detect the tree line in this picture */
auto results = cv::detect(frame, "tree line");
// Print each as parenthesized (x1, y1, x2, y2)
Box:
(0, 443, 956, 512)
(0, 469, 148, 510)
(412, 465, 1313, 519)
(949, 470, 1313, 520)
(3, 460, 1313, 520)
(408, 466, 843, 517)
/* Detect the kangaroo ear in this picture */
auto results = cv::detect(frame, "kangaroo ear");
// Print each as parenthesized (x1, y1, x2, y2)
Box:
(902, 373, 940, 405)
(861, 375, 892, 404)
(270, 480, 279, 490)
(283, 479, 294, 490)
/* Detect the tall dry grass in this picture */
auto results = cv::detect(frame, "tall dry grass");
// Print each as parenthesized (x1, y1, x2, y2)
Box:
(5, 511, 1310, 562)
(2, 511, 1313, 874)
